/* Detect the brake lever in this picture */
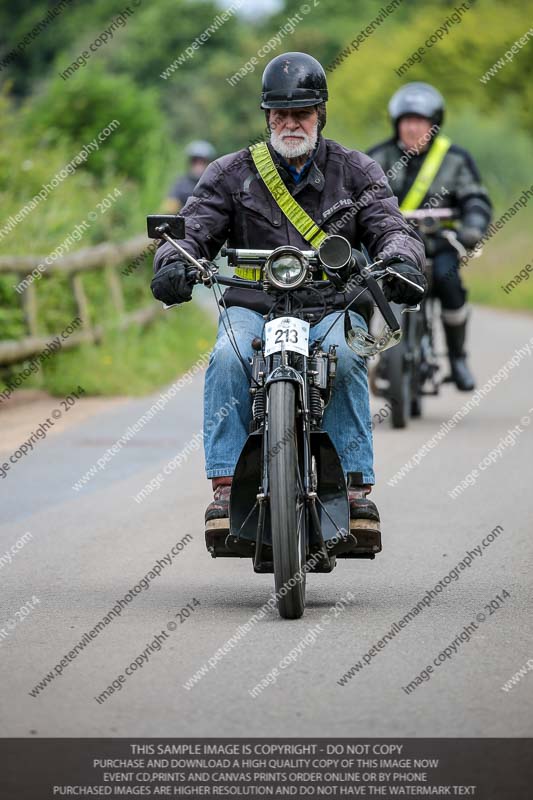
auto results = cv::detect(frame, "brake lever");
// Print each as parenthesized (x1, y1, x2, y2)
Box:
(440, 230, 468, 259)
(361, 265, 422, 318)
(441, 229, 483, 260)
(384, 266, 426, 294)
(160, 231, 216, 281)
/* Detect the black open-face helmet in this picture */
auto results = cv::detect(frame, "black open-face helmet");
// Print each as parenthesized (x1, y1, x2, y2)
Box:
(261, 52, 328, 109)
(388, 82, 445, 130)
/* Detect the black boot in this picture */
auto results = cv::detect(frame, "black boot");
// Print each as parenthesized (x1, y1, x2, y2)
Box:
(443, 315, 475, 392)
(346, 473, 381, 555)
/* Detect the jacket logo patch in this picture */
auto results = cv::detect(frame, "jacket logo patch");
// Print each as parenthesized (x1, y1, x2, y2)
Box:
(322, 199, 354, 220)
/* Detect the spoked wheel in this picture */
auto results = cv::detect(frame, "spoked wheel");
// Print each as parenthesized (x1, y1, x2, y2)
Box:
(386, 339, 411, 429)
(268, 380, 306, 619)
(409, 347, 423, 418)
(410, 314, 426, 418)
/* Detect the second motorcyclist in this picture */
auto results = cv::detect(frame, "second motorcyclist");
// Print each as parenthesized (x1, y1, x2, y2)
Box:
(368, 82, 492, 391)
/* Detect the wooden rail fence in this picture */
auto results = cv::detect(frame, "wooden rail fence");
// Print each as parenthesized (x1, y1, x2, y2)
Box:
(0, 235, 159, 366)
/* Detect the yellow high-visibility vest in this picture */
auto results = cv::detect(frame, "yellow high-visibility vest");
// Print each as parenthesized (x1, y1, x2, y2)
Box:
(235, 142, 329, 280)
(400, 135, 451, 211)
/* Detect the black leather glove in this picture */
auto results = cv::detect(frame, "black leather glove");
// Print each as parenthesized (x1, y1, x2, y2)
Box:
(456, 225, 483, 249)
(381, 257, 427, 305)
(150, 258, 195, 305)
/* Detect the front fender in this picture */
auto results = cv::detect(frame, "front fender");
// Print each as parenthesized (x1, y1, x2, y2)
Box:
(264, 364, 303, 388)
(230, 429, 348, 547)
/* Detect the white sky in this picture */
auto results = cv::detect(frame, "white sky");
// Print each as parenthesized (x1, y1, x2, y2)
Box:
(216, 0, 283, 18)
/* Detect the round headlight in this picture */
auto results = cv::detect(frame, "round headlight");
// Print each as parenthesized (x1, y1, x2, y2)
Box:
(265, 247, 307, 289)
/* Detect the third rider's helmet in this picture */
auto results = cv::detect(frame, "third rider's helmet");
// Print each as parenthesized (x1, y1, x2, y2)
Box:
(185, 140, 216, 161)
(388, 82, 445, 129)
(261, 52, 328, 109)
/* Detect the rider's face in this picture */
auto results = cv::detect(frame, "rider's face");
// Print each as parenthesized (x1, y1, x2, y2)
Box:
(268, 107, 319, 159)
(269, 106, 318, 137)
(398, 115, 433, 153)
(189, 157, 209, 179)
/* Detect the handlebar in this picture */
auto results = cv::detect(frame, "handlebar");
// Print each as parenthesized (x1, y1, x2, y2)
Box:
(154, 226, 421, 331)
(402, 208, 456, 221)
(222, 246, 318, 265)
(147, 214, 428, 355)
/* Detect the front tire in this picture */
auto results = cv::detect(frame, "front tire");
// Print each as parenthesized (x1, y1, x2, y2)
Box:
(268, 380, 306, 620)
(386, 340, 411, 429)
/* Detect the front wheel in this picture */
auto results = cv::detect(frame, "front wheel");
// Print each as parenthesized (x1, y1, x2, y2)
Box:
(386, 339, 411, 429)
(267, 380, 306, 619)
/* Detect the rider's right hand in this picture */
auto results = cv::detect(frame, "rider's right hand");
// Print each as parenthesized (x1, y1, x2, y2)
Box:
(150, 258, 195, 305)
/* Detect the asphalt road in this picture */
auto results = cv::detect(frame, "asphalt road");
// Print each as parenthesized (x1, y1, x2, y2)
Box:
(1, 304, 532, 738)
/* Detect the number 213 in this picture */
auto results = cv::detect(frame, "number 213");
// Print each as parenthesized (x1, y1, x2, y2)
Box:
(275, 328, 298, 344)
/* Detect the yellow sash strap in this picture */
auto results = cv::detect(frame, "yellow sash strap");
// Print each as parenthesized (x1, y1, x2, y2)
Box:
(234, 142, 329, 280)
(400, 135, 451, 211)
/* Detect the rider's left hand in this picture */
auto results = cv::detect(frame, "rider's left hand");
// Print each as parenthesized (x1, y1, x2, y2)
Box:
(381, 257, 427, 305)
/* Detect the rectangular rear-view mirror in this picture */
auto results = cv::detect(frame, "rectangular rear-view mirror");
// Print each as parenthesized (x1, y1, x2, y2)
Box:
(146, 215, 185, 240)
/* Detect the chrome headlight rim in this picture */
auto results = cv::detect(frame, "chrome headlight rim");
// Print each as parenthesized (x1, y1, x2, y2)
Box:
(264, 246, 308, 290)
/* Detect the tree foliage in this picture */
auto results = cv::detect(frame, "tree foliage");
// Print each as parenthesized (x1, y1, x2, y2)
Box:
(0, 0, 531, 347)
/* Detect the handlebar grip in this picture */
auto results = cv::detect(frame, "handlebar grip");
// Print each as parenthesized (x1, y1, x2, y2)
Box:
(184, 265, 201, 283)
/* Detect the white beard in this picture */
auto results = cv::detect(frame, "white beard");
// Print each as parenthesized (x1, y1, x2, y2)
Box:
(270, 122, 318, 160)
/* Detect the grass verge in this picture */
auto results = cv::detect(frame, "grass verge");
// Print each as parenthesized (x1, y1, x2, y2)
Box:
(1, 301, 217, 398)
(464, 217, 533, 313)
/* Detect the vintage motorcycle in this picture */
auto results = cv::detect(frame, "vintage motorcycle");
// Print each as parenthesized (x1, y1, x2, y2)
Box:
(372, 208, 476, 428)
(147, 215, 422, 618)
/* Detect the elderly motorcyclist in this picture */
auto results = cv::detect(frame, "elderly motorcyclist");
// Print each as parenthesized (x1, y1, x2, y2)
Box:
(151, 52, 426, 547)
(368, 83, 492, 391)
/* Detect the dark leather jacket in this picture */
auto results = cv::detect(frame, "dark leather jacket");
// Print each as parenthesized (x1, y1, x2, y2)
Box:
(154, 136, 425, 323)
(367, 136, 492, 256)
(168, 173, 198, 208)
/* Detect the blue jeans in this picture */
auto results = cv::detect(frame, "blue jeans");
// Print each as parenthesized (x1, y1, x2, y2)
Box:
(203, 307, 375, 485)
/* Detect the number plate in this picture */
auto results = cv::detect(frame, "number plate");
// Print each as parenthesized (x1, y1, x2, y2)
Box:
(264, 316, 310, 357)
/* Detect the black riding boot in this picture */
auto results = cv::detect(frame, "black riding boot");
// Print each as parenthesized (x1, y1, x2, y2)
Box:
(346, 473, 381, 555)
(442, 312, 475, 392)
